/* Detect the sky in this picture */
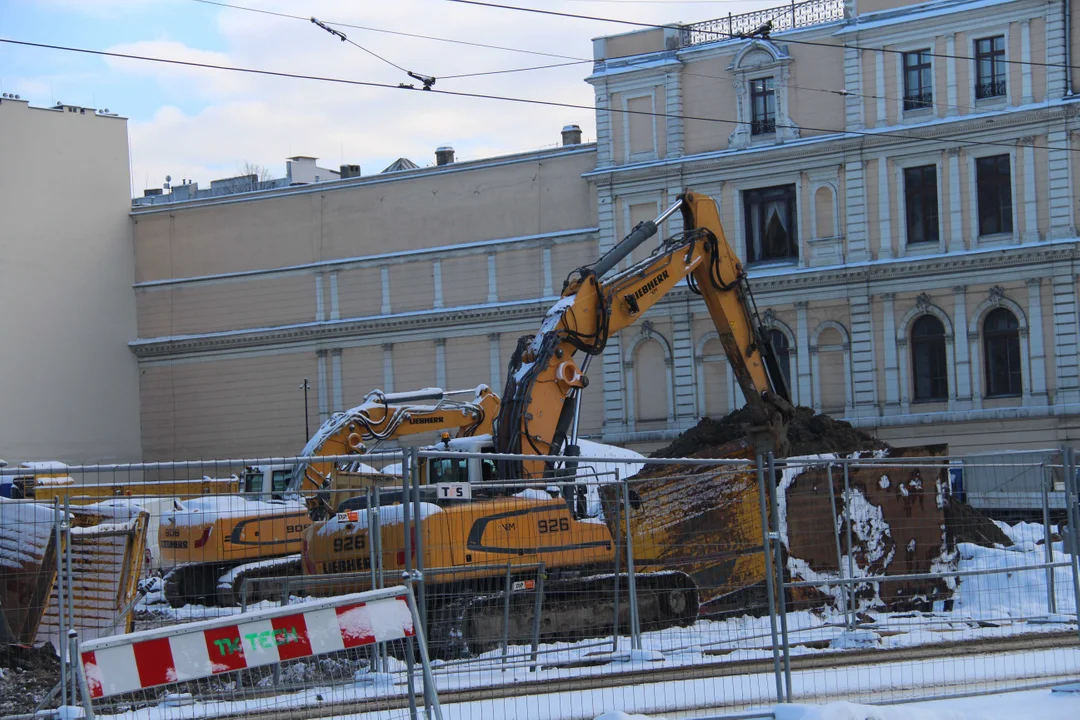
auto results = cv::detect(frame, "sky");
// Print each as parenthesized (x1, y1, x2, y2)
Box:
(0, 0, 773, 195)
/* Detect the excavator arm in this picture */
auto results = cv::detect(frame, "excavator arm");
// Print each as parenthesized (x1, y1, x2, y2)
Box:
(289, 385, 500, 499)
(495, 190, 792, 479)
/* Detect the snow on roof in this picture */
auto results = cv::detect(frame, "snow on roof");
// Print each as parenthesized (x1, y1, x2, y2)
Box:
(20, 461, 70, 471)
(0, 499, 57, 570)
(165, 495, 305, 527)
(316, 502, 442, 536)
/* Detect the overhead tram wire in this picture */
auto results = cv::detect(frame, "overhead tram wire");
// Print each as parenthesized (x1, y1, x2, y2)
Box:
(184, 0, 589, 61)
(184, 0, 1012, 111)
(4, 37, 1078, 157)
(444, 0, 1080, 74)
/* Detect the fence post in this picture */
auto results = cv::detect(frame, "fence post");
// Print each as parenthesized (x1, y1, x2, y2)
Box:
(70, 630, 94, 720)
(620, 470, 642, 652)
(767, 453, 792, 702)
(755, 455, 784, 704)
(402, 576, 444, 720)
(501, 563, 512, 668)
(843, 459, 857, 630)
(1042, 459, 1057, 615)
(826, 463, 847, 620)
(1066, 447, 1080, 644)
(54, 498, 68, 710)
(400, 453, 419, 720)
(529, 561, 546, 672)
(409, 446, 427, 638)
(611, 479, 623, 654)
(372, 483, 387, 673)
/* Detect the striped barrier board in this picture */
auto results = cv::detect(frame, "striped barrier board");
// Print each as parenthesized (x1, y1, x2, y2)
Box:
(79, 586, 415, 699)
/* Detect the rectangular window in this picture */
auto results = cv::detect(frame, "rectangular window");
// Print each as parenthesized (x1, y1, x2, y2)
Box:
(975, 36, 1006, 99)
(744, 184, 798, 263)
(903, 165, 939, 245)
(903, 50, 933, 111)
(976, 154, 1013, 236)
(750, 77, 776, 135)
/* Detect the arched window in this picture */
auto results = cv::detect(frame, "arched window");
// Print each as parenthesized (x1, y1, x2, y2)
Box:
(768, 329, 792, 393)
(911, 315, 948, 401)
(984, 308, 1022, 397)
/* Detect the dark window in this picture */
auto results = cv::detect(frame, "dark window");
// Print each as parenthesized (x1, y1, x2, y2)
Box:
(975, 36, 1006, 99)
(750, 77, 776, 135)
(903, 50, 933, 110)
(904, 165, 939, 245)
(984, 308, 1022, 397)
(976, 154, 1013, 235)
(912, 314, 948, 401)
(744, 184, 798, 263)
(768, 329, 792, 391)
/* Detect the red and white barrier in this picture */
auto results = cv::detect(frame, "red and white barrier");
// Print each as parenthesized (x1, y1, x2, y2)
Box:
(79, 586, 415, 699)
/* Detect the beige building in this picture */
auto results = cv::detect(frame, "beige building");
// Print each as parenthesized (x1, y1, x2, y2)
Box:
(130, 136, 601, 459)
(0, 97, 142, 463)
(130, 0, 1080, 460)
(589, 0, 1080, 454)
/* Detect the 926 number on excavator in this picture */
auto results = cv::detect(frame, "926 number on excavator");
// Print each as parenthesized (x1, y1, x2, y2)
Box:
(538, 517, 570, 534)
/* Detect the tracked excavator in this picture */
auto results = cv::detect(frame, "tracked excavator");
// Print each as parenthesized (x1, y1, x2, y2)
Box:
(301, 190, 793, 656)
(160, 385, 500, 607)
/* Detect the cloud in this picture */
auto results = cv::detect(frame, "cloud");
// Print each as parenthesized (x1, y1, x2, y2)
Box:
(21, 0, 766, 191)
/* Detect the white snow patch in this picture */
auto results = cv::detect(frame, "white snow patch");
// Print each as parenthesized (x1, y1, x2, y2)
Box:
(879, 476, 890, 489)
(316, 502, 443, 536)
(516, 489, 554, 500)
(164, 496, 305, 528)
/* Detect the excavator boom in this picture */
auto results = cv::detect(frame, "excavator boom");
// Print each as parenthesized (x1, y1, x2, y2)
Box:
(495, 190, 791, 478)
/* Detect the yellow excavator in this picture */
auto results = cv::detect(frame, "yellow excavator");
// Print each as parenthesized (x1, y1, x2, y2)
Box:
(302, 190, 793, 655)
(160, 385, 500, 607)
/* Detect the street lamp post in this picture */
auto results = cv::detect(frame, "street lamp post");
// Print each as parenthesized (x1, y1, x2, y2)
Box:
(300, 378, 311, 441)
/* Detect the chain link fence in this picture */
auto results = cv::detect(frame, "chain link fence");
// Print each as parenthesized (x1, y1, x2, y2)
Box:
(2, 446, 1078, 719)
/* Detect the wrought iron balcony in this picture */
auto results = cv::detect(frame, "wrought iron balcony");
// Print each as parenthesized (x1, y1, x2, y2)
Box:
(903, 91, 934, 111)
(681, 0, 846, 47)
(751, 117, 777, 135)
(975, 79, 1007, 100)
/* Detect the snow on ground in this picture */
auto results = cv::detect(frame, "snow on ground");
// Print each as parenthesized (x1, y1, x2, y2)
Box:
(773, 688, 1080, 720)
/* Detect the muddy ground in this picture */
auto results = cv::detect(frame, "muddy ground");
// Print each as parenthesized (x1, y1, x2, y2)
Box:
(0, 643, 60, 716)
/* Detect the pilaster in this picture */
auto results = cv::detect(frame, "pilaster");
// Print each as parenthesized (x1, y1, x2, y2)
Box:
(1025, 279, 1048, 404)
(877, 158, 893, 259)
(542, 246, 554, 297)
(843, 46, 864, 130)
(848, 293, 878, 414)
(1046, 0, 1067, 99)
(316, 349, 330, 421)
(1052, 269, 1080, 403)
(328, 271, 340, 321)
(947, 148, 964, 252)
(881, 292, 900, 413)
(952, 286, 972, 409)
(1020, 21, 1034, 104)
(434, 338, 447, 389)
(432, 259, 444, 309)
(487, 254, 498, 303)
(602, 337, 627, 435)
(945, 34, 958, 117)
(665, 65, 684, 159)
(381, 343, 394, 393)
(795, 301, 811, 405)
(380, 265, 391, 315)
(844, 158, 869, 262)
(315, 273, 325, 322)
(875, 52, 887, 128)
(671, 314, 697, 426)
(1047, 125, 1075, 239)
(488, 333, 502, 391)
(595, 80, 615, 168)
(1021, 136, 1039, 243)
(331, 348, 344, 412)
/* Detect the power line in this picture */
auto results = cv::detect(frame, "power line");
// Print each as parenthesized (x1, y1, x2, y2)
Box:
(445, 0, 1078, 73)
(1, 36, 1074, 156)
(185, 0, 588, 62)
(183, 0, 1046, 114)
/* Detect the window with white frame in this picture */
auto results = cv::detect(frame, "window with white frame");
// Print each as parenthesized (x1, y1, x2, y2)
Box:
(974, 36, 1007, 100)
(902, 50, 933, 111)
(750, 77, 776, 135)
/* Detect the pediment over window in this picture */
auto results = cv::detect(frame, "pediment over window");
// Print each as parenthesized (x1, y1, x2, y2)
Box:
(727, 40, 799, 150)
(728, 40, 791, 72)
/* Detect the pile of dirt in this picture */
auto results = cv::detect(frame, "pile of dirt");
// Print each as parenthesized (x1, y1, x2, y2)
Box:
(0, 643, 60, 716)
(650, 406, 887, 459)
(942, 496, 1014, 547)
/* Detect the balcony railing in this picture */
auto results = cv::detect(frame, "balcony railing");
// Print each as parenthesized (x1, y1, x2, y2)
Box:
(975, 79, 1007, 100)
(751, 117, 777, 135)
(680, 0, 846, 47)
(903, 91, 934, 111)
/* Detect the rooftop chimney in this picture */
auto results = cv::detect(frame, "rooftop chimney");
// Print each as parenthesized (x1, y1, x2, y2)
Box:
(561, 124, 582, 146)
(340, 164, 361, 179)
(435, 146, 455, 166)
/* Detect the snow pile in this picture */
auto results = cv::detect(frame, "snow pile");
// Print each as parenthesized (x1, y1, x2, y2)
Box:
(0, 499, 57, 570)
(516, 488, 555, 501)
(575, 439, 645, 516)
(164, 495, 305, 527)
(316, 502, 442, 536)
(594, 713, 666, 720)
(954, 540, 1076, 617)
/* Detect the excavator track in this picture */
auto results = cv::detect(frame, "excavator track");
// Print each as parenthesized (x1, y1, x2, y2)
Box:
(425, 570, 699, 659)
(164, 556, 303, 608)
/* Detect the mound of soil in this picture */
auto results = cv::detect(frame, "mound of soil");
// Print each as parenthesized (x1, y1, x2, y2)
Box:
(650, 406, 887, 459)
(942, 496, 1014, 547)
(0, 643, 60, 716)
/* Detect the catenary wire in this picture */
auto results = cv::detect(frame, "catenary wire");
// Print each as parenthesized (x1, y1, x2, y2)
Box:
(185, 0, 1036, 114)
(184, 0, 588, 61)
(1, 36, 1075, 156)
(445, 0, 1080, 73)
